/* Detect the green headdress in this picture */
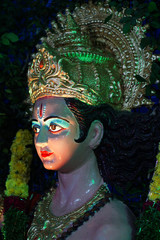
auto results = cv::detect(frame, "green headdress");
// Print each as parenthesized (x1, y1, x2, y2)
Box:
(28, 1, 155, 110)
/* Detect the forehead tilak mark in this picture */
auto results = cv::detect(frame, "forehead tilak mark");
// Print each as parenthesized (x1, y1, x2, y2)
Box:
(37, 104, 46, 119)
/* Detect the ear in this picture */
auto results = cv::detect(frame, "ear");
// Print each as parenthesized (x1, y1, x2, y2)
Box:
(86, 120, 104, 149)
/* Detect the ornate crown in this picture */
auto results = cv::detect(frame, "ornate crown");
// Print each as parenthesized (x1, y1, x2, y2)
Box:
(28, 1, 155, 110)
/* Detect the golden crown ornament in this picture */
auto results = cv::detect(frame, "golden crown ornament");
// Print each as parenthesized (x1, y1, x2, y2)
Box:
(28, 0, 156, 110)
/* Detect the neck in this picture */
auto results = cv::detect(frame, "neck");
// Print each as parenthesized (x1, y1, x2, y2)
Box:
(51, 153, 103, 216)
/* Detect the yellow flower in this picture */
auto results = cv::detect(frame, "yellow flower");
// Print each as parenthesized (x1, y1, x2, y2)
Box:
(157, 186, 160, 191)
(5, 129, 33, 199)
(155, 168, 160, 175)
(16, 129, 24, 138)
(5, 179, 21, 195)
(10, 144, 17, 154)
(23, 129, 33, 140)
(10, 154, 17, 162)
(10, 172, 19, 179)
(148, 144, 160, 201)
(148, 192, 160, 201)
(153, 176, 160, 184)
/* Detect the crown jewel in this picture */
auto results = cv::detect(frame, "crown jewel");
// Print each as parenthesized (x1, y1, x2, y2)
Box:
(28, 47, 99, 105)
(28, 1, 154, 110)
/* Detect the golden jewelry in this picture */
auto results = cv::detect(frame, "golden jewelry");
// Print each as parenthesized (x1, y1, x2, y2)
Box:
(27, 183, 111, 240)
(28, 1, 155, 110)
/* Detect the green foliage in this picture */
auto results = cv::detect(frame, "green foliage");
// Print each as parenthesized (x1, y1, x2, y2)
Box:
(123, 22, 131, 33)
(104, 14, 113, 23)
(1, 33, 19, 45)
(136, 206, 160, 240)
(148, 1, 158, 12)
(2, 207, 29, 240)
(135, 75, 147, 83)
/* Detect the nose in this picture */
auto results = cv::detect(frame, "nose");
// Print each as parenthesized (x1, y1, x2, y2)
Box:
(35, 126, 48, 147)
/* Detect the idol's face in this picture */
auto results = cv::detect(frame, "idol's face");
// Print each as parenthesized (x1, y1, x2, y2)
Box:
(32, 97, 88, 172)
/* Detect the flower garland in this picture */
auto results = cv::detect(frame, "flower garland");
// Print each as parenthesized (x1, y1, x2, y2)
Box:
(136, 204, 160, 240)
(136, 144, 160, 240)
(2, 129, 33, 240)
(148, 143, 160, 202)
(5, 129, 33, 199)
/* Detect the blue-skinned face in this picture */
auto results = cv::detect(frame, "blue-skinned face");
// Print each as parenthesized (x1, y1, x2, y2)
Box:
(32, 97, 90, 172)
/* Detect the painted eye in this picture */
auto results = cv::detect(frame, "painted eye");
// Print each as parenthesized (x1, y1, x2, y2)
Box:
(32, 126, 40, 133)
(49, 124, 63, 133)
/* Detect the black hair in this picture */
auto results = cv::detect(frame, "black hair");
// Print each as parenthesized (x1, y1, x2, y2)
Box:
(65, 98, 160, 215)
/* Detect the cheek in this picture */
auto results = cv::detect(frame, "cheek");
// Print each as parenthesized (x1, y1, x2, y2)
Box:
(49, 132, 78, 154)
(34, 136, 39, 151)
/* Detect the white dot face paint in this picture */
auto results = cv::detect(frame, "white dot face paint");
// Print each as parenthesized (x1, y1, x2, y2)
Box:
(32, 97, 88, 172)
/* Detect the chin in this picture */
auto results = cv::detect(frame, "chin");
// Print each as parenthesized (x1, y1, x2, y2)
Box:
(42, 160, 55, 170)
(43, 164, 55, 170)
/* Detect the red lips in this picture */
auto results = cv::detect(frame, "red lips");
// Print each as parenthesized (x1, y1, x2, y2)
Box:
(40, 151, 54, 158)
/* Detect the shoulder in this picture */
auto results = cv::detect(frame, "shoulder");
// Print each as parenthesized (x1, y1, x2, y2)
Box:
(94, 198, 136, 240)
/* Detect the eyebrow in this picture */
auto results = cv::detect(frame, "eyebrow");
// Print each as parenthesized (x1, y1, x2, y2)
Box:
(31, 116, 69, 123)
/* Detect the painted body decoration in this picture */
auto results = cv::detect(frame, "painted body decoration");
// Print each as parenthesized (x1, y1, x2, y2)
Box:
(37, 104, 46, 119)
(32, 97, 81, 171)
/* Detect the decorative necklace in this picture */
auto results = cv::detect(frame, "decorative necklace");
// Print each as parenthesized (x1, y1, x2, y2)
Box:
(27, 183, 112, 240)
